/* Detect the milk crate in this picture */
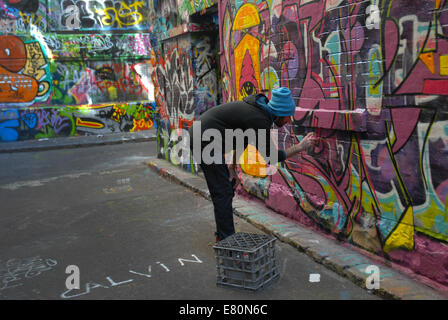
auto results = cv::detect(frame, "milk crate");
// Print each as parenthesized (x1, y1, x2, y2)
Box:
(213, 232, 279, 291)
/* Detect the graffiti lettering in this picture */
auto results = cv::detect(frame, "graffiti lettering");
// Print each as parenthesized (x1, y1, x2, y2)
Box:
(61, 0, 96, 30)
(96, 1, 144, 28)
(0, 17, 16, 33)
(53, 0, 150, 31)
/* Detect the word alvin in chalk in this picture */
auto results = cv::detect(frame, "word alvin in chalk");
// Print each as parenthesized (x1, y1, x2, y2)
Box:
(61, 254, 202, 299)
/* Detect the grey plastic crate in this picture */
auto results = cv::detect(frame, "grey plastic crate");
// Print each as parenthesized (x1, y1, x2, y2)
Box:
(213, 232, 279, 291)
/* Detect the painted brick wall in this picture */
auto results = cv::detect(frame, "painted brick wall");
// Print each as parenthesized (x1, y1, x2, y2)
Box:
(219, 0, 448, 285)
(155, 31, 220, 172)
(151, 0, 220, 171)
(0, 0, 157, 142)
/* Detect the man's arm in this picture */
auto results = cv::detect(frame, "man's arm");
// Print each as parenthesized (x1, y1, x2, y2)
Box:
(284, 132, 319, 158)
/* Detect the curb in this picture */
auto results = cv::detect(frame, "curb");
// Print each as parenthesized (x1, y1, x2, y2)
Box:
(147, 158, 448, 300)
(0, 132, 157, 153)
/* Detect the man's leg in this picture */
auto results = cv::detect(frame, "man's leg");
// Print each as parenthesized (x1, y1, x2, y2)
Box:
(200, 162, 235, 241)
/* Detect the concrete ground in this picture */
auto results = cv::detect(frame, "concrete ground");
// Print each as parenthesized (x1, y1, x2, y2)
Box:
(0, 140, 381, 300)
(1, 134, 447, 305)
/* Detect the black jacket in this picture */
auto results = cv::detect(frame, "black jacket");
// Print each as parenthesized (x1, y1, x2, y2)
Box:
(188, 94, 286, 164)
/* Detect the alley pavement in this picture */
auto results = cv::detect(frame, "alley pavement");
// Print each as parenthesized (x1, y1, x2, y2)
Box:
(147, 158, 448, 300)
(0, 133, 447, 302)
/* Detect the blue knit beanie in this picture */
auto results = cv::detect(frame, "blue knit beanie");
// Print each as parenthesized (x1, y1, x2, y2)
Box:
(267, 87, 296, 117)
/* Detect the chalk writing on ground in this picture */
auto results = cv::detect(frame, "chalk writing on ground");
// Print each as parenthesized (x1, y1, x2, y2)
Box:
(0, 253, 203, 298)
(0, 256, 58, 291)
(61, 254, 203, 299)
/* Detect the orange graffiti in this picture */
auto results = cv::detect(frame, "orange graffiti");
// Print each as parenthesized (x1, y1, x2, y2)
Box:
(0, 35, 37, 103)
(0, 65, 38, 103)
(0, 35, 26, 72)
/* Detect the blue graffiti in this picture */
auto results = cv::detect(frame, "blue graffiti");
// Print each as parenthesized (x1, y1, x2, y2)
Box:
(0, 109, 19, 142)
(21, 112, 37, 129)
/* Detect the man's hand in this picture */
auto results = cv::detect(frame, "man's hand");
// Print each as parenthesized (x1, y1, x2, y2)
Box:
(300, 132, 320, 153)
(285, 132, 320, 158)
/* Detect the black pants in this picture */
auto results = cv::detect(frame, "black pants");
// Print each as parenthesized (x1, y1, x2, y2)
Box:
(200, 161, 235, 241)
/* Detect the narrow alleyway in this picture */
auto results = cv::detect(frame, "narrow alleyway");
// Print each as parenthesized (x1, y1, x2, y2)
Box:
(0, 141, 379, 300)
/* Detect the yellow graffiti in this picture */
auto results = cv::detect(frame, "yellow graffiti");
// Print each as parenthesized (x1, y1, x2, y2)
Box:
(440, 55, 448, 76)
(23, 42, 46, 82)
(23, 42, 50, 97)
(233, 3, 260, 30)
(19, 12, 45, 29)
(111, 105, 127, 122)
(234, 34, 261, 100)
(131, 118, 153, 131)
(383, 206, 415, 253)
(240, 144, 267, 178)
(261, 68, 279, 93)
(96, 1, 144, 28)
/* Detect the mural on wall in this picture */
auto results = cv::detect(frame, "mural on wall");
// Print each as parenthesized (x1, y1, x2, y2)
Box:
(0, 0, 157, 142)
(177, 0, 217, 23)
(155, 40, 195, 126)
(48, 0, 151, 31)
(154, 31, 219, 171)
(153, 39, 194, 168)
(192, 34, 219, 114)
(0, 102, 157, 142)
(0, 35, 52, 106)
(0, 0, 47, 33)
(45, 33, 153, 60)
(219, 0, 448, 284)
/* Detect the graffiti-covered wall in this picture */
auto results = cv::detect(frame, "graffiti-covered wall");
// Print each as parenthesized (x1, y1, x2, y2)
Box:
(152, 0, 220, 171)
(155, 32, 219, 171)
(219, 0, 448, 285)
(0, 0, 157, 142)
